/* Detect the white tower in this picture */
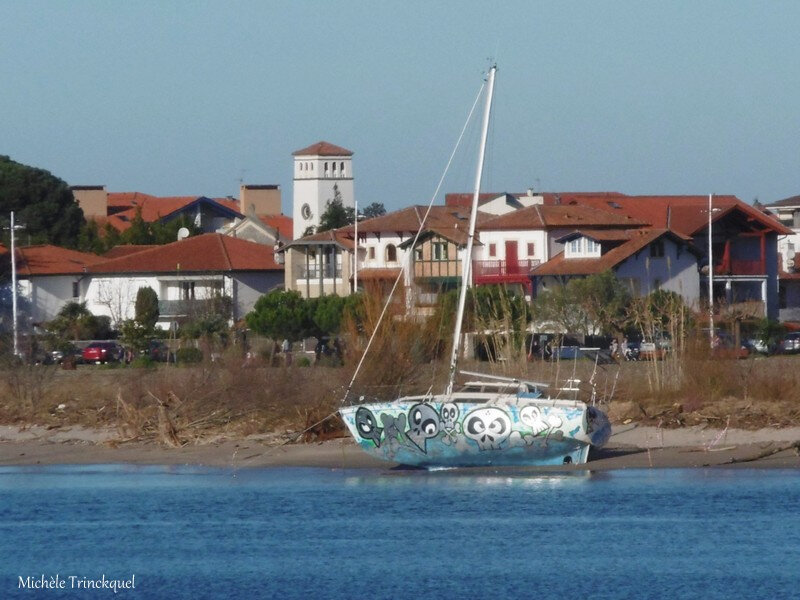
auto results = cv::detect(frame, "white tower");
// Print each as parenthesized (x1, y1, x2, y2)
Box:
(292, 141, 354, 239)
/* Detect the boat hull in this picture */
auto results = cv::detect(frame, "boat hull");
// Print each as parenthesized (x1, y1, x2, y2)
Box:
(340, 398, 610, 468)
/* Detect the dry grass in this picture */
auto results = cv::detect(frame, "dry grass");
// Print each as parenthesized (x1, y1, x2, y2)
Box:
(1, 347, 799, 442)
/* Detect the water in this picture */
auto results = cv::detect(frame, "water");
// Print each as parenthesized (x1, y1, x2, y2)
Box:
(1, 465, 799, 599)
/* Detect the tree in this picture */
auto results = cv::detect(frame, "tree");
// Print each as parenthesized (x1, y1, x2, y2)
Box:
(570, 271, 631, 336)
(46, 302, 111, 342)
(361, 202, 386, 219)
(317, 184, 355, 232)
(246, 290, 311, 342)
(306, 294, 347, 338)
(134, 287, 159, 330)
(0, 155, 85, 247)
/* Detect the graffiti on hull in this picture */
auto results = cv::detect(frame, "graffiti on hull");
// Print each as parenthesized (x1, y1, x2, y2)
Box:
(347, 401, 584, 455)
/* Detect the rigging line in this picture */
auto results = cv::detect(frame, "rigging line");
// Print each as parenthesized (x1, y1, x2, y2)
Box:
(339, 80, 487, 407)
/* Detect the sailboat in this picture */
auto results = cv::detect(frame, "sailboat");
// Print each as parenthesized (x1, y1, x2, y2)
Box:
(339, 65, 611, 467)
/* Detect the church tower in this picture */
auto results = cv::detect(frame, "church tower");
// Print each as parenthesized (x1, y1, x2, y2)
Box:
(292, 141, 354, 239)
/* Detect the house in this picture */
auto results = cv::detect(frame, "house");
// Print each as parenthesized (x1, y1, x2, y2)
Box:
(283, 205, 489, 304)
(532, 193, 791, 319)
(83, 234, 283, 329)
(763, 195, 800, 321)
(530, 228, 701, 304)
(217, 211, 293, 247)
(475, 203, 647, 295)
(71, 183, 288, 237)
(10, 245, 103, 325)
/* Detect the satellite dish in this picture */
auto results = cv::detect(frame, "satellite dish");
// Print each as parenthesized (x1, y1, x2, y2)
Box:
(177, 227, 190, 241)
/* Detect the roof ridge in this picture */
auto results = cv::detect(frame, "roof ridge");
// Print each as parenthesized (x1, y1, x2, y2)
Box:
(217, 234, 233, 270)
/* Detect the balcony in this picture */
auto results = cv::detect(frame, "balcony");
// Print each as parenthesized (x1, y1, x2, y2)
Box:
(714, 259, 764, 276)
(159, 298, 224, 318)
(299, 265, 343, 279)
(473, 259, 539, 283)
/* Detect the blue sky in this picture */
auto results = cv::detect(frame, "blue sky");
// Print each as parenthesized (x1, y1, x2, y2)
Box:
(2, 1, 799, 215)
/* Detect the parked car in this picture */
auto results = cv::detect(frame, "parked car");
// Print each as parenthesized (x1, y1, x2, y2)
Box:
(142, 340, 174, 362)
(82, 341, 124, 364)
(781, 332, 800, 354)
(711, 332, 750, 359)
(745, 337, 776, 355)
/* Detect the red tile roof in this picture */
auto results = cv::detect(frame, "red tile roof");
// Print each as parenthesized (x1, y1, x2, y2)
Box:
(546, 193, 792, 236)
(103, 245, 157, 259)
(13, 246, 103, 276)
(765, 194, 800, 208)
(257, 214, 293, 237)
(445, 193, 508, 207)
(88, 234, 281, 274)
(292, 141, 353, 156)
(100, 194, 243, 232)
(482, 204, 646, 230)
(532, 229, 695, 277)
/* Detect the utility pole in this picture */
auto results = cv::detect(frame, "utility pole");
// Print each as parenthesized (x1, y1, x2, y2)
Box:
(708, 194, 714, 347)
(7, 212, 25, 358)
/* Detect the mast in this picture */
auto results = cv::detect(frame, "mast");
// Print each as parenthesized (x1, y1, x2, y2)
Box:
(445, 64, 497, 395)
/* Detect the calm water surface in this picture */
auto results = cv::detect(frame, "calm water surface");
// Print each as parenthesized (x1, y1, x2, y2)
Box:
(1, 465, 799, 599)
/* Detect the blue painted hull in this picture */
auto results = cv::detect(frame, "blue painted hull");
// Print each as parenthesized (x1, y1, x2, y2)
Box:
(340, 397, 610, 468)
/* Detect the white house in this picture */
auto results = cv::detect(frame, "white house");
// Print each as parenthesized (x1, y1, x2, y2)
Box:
(84, 234, 283, 329)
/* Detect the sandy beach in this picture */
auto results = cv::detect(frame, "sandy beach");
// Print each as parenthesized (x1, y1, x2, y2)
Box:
(0, 423, 799, 470)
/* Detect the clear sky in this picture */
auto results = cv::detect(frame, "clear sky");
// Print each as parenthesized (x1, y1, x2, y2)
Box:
(2, 1, 799, 215)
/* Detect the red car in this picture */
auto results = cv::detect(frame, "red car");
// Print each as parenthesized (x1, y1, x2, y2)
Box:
(82, 342, 124, 364)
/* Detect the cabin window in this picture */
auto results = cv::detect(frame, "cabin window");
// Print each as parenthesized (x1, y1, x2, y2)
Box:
(414, 247, 423, 261)
(527, 242, 535, 256)
(72, 281, 79, 299)
(650, 240, 665, 258)
(368, 246, 376, 260)
(569, 239, 581, 254)
(386, 244, 397, 263)
(488, 243, 496, 257)
(432, 242, 448, 261)
(586, 239, 599, 254)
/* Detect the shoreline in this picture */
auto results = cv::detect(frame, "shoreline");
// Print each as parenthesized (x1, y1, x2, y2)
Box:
(1, 424, 799, 470)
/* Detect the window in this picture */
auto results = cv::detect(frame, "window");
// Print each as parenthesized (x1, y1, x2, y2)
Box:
(488, 243, 496, 257)
(368, 246, 375, 260)
(432, 242, 448, 261)
(653, 278, 662, 291)
(650, 240, 665, 258)
(586, 239, 599, 253)
(340, 162, 345, 175)
(181, 282, 195, 300)
(414, 247, 423, 261)
(324, 162, 329, 176)
(332, 162, 337, 174)
(72, 281, 79, 299)
(385, 244, 397, 263)
(569, 239, 581, 254)
(527, 242, 535, 256)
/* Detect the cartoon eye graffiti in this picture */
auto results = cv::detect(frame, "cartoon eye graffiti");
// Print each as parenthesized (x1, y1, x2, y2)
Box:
(355, 407, 382, 447)
(441, 403, 459, 431)
(464, 408, 511, 451)
(406, 404, 442, 453)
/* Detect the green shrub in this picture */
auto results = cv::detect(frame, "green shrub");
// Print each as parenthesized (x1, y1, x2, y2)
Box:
(176, 347, 203, 364)
(295, 356, 311, 367)
(129, 356, 155, 369)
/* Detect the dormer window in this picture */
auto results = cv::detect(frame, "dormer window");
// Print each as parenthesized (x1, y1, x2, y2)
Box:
(650, 240, 665, 258)
(565, 236, 602, 258)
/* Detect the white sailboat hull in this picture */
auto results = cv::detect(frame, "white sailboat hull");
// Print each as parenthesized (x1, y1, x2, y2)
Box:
(340, 394, 611, 468)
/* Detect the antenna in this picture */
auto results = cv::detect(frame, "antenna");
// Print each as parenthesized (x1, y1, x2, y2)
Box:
(177, 227, 190, 241)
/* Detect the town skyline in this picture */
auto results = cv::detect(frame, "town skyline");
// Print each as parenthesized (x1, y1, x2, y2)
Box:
(2, 1, 800, 215)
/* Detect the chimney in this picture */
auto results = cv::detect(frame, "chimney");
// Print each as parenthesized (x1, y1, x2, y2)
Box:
(239, 184, 281, 216)
(70, 185, 108, 219)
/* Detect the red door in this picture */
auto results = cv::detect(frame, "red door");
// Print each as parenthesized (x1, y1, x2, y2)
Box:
(505, 241, 519, 274)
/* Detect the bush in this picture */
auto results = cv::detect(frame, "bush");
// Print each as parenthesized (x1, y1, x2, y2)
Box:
(129, 356, 155, 369)
(176, 347, 203, 364)
(295, 356, 311, 367)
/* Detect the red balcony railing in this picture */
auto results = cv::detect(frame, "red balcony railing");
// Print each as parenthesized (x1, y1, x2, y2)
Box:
(714, 259, 764, 276)
(473, 259, 540, 279)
